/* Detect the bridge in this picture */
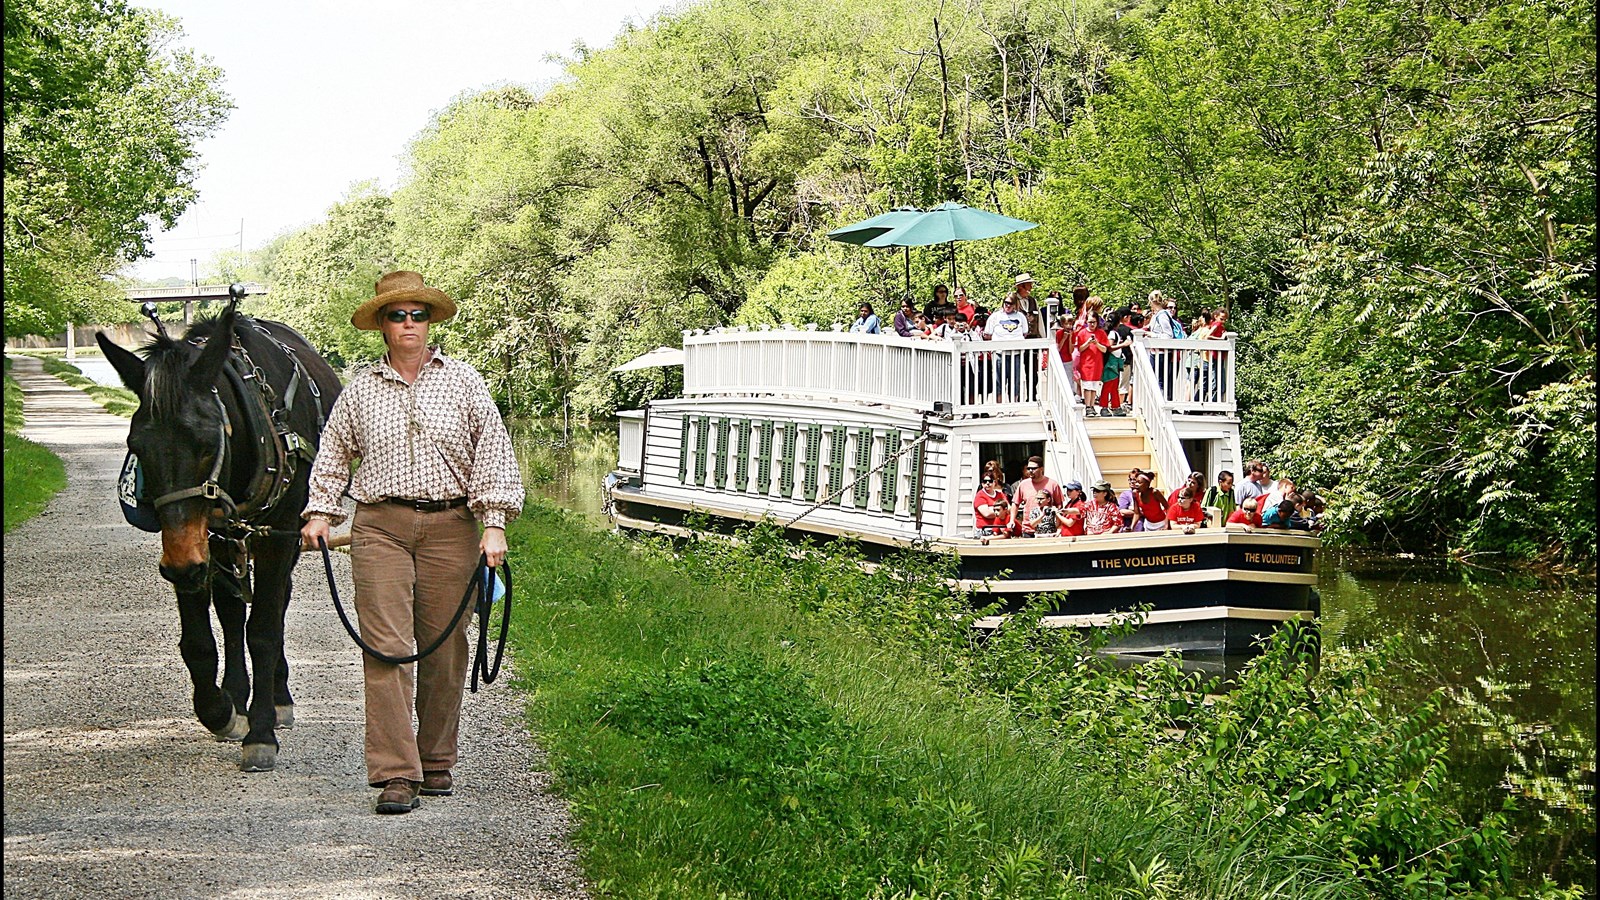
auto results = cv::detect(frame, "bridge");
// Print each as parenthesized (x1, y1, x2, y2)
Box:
(126, 282, 268, 304)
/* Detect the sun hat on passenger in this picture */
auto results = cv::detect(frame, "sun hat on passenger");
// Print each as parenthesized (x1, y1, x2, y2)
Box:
(351, 270, 458, 331)
(1014, 273, 1035, 287)
(1091, 479, 1113, 494)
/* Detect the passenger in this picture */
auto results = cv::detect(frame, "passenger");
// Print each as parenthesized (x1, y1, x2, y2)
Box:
(850, 303, 881, 334)
(1006, 274, 1042, 338)
(1117, 468, 1144, 531)
(982, 293, 1030, 401)
(1097, 309, 1128, 416)
(953, 287, 978, 325)
(1148, 290, 1185, 339)
(925, 284, 956, 323)
(1166, 485, 1207, 533)
(1238, 460, 1271, 502)
(1074, 296, 1110, 414)
(1263, 476, 1296, 513)
(1227, 496, 1262, 527)
(930, 309, 963, 339)
(1126, 472, 1169, 531)
(1204, 470, 1238, 522)
(1298, 492, 1327, 532)
(972, 461, 1012, 538)
(1260, 495, 1301, 530)
(892, 297, 919, 338)
(1008, 455, 1063, 538)
(1057, 480, 1087, 536)
(1083, 480, 1124, 534)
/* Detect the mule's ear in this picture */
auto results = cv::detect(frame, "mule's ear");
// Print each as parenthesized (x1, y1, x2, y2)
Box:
(189, 302, 238, 390)
(96, 332, 146, 393)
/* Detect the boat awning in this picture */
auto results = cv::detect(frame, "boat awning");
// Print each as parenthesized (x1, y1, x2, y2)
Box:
(611, 346, 685, 373)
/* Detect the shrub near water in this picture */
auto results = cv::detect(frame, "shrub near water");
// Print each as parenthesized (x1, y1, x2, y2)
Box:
(506, 505, 1570, 898)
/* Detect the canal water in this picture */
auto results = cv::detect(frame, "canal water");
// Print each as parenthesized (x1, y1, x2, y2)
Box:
(510, 418, 1594, 889)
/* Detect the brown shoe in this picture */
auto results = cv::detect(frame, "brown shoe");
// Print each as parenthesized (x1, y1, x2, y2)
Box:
(421, 770, 454, 796)
(375, 778, 421, 814)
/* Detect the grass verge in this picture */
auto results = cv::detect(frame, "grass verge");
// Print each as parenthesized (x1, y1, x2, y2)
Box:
(504, 504, 1556, 899)
(4, 361, 68, 532)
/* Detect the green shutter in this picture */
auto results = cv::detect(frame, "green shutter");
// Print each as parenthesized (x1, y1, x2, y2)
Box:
(714, 417, 730, 489)
(803, 424, 822, 501)
(678, 415, 692, 484)
(694, 416, 710, 486)
(758, 420, 775, 493)
(828, 427, 847, 505)
(881, 428, 901, 513)
(735, 419, 752, 492)
(853, 427, 874, 507)
(779, 421, 797, 497)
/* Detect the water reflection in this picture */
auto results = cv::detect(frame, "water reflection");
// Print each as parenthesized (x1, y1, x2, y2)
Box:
(511, 421, 1596, 892)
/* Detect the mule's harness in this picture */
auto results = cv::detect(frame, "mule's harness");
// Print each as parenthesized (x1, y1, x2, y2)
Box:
(151, 320, 327, 599)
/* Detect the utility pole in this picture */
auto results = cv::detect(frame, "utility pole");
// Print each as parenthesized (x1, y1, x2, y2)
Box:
(186, 258, 197, 325)
(65, 317, 76, 362)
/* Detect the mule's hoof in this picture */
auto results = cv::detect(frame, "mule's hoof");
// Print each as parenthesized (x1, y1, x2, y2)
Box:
(240, 743, 278, 772)
(276, 705, 295, 728)
(211, 712, 248, 742)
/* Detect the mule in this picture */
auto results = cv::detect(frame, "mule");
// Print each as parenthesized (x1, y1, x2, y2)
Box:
(98, 301, 341, 772)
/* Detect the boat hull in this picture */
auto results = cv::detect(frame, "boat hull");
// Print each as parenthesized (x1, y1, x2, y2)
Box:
(609, 482, 1320, 665)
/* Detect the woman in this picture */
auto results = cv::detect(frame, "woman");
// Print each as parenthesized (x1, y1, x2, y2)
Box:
(1128, 472, 1169, 531)
(1083, 480, 1123, 535)
(1073, 296, 1109, 415)
(1057, 480, 1088, 536)
(924, 284, 953, 322)
(972, 461, 1011, 537)
(850, 303, 881, 334)
(301, 270, 525, 815)
(892, 297, 918, 338)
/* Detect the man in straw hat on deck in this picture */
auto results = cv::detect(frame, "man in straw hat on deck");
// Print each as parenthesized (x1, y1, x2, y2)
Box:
(301, 270, 525, 814)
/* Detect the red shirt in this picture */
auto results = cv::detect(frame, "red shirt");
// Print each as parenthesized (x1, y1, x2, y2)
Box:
(1057, 497, 1086, 536)
(973, 487, 1010, 529)
(1166, 497, 1206, 527)
(1133, 489, 1167, 524)
(1083, 499, 1122, 535)
(956, 300, 978, 325)
(1227, 508, 1262, 527)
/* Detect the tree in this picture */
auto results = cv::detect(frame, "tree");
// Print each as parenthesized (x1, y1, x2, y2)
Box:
(4, 0, 230, 337)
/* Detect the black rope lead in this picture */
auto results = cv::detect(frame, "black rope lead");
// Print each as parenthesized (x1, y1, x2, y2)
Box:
(318, 536, 511, 691)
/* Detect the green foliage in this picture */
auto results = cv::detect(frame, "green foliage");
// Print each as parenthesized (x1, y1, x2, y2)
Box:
(4, 369, 67, 532)
(4, 0, 230, 338)
(508, 505, 1535, 897)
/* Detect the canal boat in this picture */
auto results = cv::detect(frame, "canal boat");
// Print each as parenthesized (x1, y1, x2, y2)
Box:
(605, 323, 1319, 662)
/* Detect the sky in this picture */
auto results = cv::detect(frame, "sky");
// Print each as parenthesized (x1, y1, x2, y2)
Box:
(125, 0, 671, 283)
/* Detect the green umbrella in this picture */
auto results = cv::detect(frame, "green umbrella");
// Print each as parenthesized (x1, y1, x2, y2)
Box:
(826, 206, 922, 298)
(862, 201, 1040, 286)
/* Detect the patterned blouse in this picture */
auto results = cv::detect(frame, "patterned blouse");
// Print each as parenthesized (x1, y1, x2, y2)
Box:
(303, 348, 524, 529)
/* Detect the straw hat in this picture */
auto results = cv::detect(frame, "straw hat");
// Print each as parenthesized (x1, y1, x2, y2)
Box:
(1013, 273, 1035, 287)
(350, 270, 458, 331)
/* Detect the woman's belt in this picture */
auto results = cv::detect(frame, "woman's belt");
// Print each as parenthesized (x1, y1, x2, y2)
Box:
(383, 496, 469, 512)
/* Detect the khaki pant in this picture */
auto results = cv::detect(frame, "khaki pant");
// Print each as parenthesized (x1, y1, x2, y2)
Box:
(350, 500, 480, 786)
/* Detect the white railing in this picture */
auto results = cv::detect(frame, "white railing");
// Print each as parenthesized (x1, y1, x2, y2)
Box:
(1041, 347, 1101, 486)
(1129, 335, 1193, 493)
(1138, 334, 1236, 413)
(682, 329, 1052, 416)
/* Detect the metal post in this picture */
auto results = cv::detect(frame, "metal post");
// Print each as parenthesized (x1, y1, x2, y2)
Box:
(186, 259, 197, 326)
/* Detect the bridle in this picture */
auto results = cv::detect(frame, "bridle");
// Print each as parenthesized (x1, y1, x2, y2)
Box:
(150, 389, 237, 518)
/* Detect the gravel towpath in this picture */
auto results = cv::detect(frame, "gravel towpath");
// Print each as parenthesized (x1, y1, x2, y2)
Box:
(3, 355, 589, 900)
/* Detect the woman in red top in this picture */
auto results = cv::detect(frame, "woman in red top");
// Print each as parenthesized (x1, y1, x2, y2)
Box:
(1166, 486, 1207, 532)
(1073, 296, 1109, 415)
(972, 462, 1012, 536)
(1057, 480, 1087, 536)
(1130, 473, 1169, 531)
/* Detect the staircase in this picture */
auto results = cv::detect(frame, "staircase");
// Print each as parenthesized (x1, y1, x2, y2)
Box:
(1082, 413, 1156, 490)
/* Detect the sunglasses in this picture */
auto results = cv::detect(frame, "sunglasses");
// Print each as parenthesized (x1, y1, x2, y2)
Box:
(384, 308, 431, 323)
(1025, 465, 1040, 472)
(982, 477, 995, 484)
